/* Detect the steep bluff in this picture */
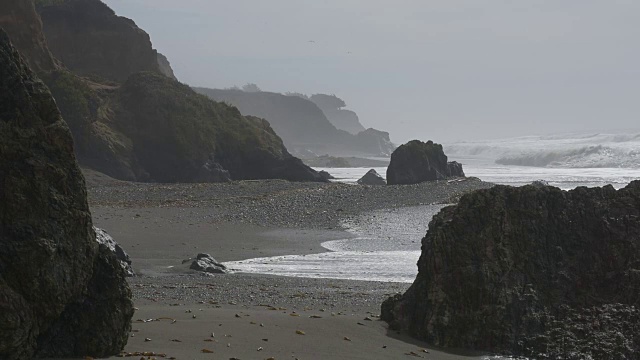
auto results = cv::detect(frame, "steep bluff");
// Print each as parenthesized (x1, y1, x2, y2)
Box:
(105, 72, 324, 182)
(1, 0, 322, 183)
(0, 29, 132, 359)
(194, 88, 395, 157)
(309, 93, 366, 134)
(36, 0, 173, 82)
(0, 0, 58, 72)
(382, 182, 640, 358)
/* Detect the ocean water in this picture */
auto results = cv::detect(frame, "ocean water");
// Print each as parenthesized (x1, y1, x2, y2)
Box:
(225, 131, 640, 284)
(225, 205, 442, 283)
(446, 131, 640, 189)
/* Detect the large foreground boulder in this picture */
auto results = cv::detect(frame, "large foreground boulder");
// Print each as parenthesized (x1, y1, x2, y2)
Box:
(386, 140, 464, 185)
(382, 182, 640, 358)
(0, 30, 133, 358)
(95, 227, 134, 277)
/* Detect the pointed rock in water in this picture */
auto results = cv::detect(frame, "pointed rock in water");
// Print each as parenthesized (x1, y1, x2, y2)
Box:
(357, 168, 386, 185)
(382, 182, 640, 358)
(386, 140, 464, 185)
(95, 227, 135, 277)
(0, 29, 133, 359)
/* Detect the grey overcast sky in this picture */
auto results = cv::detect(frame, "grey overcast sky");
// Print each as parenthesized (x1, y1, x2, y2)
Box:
(104, 0, 640, 143)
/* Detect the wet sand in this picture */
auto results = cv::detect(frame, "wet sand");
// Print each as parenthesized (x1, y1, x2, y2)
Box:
(83, 170, 494, 359)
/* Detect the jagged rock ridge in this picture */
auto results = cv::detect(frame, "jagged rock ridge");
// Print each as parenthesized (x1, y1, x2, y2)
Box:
(0, 29, 133, 359)
(382, 182, 640, 358)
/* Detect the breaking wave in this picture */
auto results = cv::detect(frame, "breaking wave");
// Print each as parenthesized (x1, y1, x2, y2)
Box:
(446, 131, 640, 169)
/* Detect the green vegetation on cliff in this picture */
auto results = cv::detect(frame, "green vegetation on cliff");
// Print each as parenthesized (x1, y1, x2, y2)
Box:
(110, 72, 318, 182)
(1, 0, 323, 183)
(194, 87, 395, 157)
(41, 70, 97, 142)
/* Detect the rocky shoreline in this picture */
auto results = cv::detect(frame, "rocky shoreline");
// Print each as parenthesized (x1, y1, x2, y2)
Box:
(87, 172, 492, 230)
(83, 170, 497, 359)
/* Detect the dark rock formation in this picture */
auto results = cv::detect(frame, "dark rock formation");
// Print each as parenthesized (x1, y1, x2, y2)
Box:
(309, 93, 366, 134)
(36, 0, 171, 82)
(318, 170, 335, 181)
(95, 227, 134, 277)
(446, 161, 465, 178)
(386, 140, 464, 185)
(382, 182, 640, 358)
(189, 253, 228, 274)
(0, 0, 59, 72)
(193, 87, 395, 157)
(0, 30, 132, 358)
(357, 169, 386, 185)
(107, 72, 324, 182)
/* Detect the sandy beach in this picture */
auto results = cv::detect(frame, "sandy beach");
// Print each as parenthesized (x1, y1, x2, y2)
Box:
(84, 169, 494, 359)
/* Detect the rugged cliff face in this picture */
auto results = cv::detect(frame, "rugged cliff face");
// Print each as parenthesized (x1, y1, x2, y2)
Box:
(382, 182, 640, 358)
(386, 140, 464, 185)
(309, 93, 366, 135)
(0, 0, 58, 72)
(107, 72, 324, 182)
(1, 0, 321, 183)
(36, 0, 172, 82)
(194, 88, 395, 157)
(0, 29, 132, 359)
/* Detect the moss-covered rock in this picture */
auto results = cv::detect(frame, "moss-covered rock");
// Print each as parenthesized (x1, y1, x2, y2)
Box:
(109, 72, 324, 182)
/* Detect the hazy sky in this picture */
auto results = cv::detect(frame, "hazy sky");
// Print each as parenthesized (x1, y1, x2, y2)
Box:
(104, 0, 639, 143)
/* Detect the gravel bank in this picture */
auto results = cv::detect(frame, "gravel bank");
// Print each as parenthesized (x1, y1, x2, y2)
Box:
(87, 177, 493, 230)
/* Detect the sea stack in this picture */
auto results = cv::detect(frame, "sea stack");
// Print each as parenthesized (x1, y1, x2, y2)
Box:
(386, 140, 464, 185)
(0, 30, 133, 358)
(381, 183, 640, 358)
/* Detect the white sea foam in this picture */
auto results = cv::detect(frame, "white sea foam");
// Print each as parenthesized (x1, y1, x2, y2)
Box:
(446, 131, 640, 169)
(224, 205, 442, 283)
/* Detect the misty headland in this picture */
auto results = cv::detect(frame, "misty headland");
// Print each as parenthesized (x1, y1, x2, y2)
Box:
(1, 0, 639, 359)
